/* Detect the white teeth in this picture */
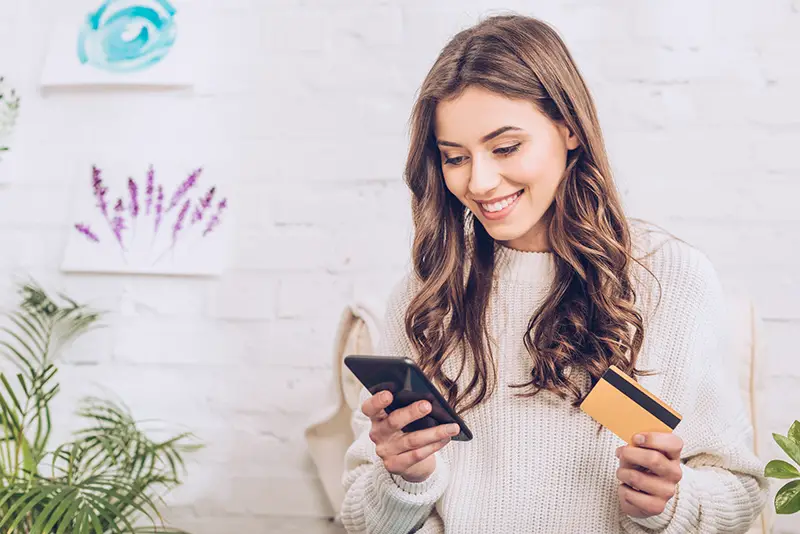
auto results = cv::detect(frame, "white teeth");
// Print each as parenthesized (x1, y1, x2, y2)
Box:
(481, 191, 521, 213)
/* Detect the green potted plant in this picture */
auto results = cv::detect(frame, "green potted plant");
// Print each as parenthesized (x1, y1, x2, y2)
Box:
(0, 76, 20, 182)
(0, 281, 201, 533)
(0, 76, 20, 154)
(765, 421, 800, 515)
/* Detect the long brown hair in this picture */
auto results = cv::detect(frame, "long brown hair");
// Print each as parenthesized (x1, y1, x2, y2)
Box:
(403, 14, 654, 414)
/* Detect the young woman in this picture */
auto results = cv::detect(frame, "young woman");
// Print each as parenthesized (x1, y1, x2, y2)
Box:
(341, 14, 767, 534)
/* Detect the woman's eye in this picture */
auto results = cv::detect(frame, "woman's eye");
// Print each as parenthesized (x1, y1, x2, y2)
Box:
(494, 143, 521, 156)
(444, 156, 467, 166)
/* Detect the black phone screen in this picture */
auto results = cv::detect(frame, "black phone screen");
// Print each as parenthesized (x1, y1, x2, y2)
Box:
(344, 355, 472, 441)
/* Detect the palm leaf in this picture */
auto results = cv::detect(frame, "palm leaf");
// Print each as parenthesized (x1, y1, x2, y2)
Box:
(7, 312, 46, 356)
(1, 483, 62, 531)
(0, 338, 38, 379)
(1, 325, 41, 366)
(0, 282, 198, 533)
(35, 486, 80, 533)
(54, 496, 82, 534)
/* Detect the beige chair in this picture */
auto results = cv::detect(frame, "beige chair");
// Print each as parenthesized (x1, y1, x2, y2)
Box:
(725, 295, 774, 534)
(305, 295, 774, 532)
(303, 302, 382, 526)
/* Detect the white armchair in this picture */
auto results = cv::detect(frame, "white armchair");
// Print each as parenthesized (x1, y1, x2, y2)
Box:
(303, 302, 382, 526)
(724, 294, 773, 534)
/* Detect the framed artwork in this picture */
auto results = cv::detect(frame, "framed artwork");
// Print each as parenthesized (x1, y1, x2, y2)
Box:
(40, 0, 195, 88)
(61, 160, 229, 276)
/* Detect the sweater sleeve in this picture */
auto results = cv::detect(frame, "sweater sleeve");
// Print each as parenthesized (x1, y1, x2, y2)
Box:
(340, 274, 450, 534)
(621, 241, 768, 533)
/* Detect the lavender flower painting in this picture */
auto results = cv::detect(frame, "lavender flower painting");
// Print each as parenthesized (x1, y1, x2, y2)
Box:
(61, 163, 229, 276)
(40, 0, 195, 88)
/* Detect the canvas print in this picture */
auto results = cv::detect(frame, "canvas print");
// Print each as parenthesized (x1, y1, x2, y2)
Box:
(41, 0, 194, 88)
(61, 161, 229, 276)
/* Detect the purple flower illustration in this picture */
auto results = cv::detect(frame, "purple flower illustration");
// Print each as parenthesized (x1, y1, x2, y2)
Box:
(76, 163, 227, 263)
(191, 186, 216, 224)
(203, 198, 227, 237)
(111, 216, 126, 248)
(167, 168, 202, 212)
(74, 223, 100, 243)
(154, 185, 164, 232)
(92, 166, 109, 218)
(172, 199, 191, 244)
(128, 177, 139, 218)
(145, 165, 154, 215)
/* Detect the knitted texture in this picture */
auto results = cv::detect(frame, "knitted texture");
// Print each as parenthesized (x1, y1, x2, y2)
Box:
(340, 224, 768, 533)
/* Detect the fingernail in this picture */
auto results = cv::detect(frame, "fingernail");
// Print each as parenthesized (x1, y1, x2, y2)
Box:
(615, 447, 621, 458)
(420, 401, 431, 413)
(446, 424, 460, 435)
(634, 434, 645, 445)
(382, 392, 391, 403)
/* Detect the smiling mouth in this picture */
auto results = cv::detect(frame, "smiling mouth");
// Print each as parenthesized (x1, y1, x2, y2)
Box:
(477, 190, 523, 213)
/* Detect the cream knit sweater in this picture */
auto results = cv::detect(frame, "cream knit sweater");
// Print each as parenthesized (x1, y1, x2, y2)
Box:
(341, 224, 768, 533)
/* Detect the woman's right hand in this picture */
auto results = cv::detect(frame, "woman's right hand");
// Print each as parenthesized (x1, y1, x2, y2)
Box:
(362, 390, 461, 483)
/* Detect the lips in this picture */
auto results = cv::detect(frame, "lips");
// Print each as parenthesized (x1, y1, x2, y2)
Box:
(477, 190, 523, 213)
(475, 189, 524, 221)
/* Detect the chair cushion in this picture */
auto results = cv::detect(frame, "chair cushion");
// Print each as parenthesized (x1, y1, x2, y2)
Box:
(342, 318, 373, 411)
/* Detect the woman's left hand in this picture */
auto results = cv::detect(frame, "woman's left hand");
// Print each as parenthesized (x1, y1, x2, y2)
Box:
(616, 432, 684, 518)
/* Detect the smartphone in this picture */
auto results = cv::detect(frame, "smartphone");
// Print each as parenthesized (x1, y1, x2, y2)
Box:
(344, 354, 473, 441)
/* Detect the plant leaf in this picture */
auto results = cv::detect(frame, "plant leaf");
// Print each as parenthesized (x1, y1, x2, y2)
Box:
(774, 433, 800, 467)
(54, 496, 83, 534)
(0, 282, 198, 533)
(0, 373, 23, 414)
(0, 339, 37, 378)
(766, 459, 800, 479)
(38, 487, 79, 533)
(776, 479, 800, 514)
(8, 312, 46, 355)
(789, 421, 800, 445)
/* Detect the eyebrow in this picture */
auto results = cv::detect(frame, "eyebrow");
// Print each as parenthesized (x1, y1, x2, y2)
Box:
(436, 126, 524, 147)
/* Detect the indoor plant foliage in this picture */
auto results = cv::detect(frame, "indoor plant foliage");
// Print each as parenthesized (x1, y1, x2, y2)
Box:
(765, 420, 800, 514)
(0, 282, 200, 533)
(0, 76, 21, 155)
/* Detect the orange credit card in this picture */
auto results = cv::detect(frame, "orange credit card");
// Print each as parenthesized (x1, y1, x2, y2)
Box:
(579, 365, 682, 444)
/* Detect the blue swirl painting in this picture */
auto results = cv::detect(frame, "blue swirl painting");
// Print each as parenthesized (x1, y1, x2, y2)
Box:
(77, 0, 178, 73)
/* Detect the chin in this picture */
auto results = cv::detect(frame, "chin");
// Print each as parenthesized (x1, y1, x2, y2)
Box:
(471, 197, 550, 246)
(481, 223, 530, 243)
(477, 212, 548, 250)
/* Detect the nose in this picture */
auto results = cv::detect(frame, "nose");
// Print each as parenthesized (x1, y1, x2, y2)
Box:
(467, 155, 502, 200)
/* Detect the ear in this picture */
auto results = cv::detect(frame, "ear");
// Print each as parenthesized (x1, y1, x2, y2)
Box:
(559, 122, 580, 151)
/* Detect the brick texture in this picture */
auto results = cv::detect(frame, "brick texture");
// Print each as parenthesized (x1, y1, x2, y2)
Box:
(0, 1, 797, 532)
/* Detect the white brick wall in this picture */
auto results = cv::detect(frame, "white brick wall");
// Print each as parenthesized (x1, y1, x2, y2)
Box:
(0, 1, 798, 532)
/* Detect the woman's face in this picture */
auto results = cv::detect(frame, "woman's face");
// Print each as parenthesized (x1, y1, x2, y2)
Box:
(434, 86, 579, 252)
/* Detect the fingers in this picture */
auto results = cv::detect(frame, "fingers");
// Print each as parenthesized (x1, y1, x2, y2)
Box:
(384, 399, 434, 435)
(616, 467, 677, 500)
(618, 484, 670, 518)
(362, 390, 392, 420)
(382, 438, 451, 475)
(616, 432, 682, 518)
(616, 446, 682, 483)
(376, 422, 461, 458)
(364, 393, 441, 445)
(631, 432, 683, 461)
